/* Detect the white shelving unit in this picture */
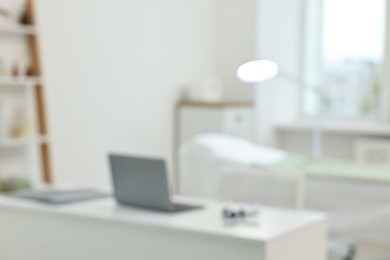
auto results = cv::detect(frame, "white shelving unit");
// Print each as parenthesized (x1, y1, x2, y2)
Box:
(0, 0, 52, 192)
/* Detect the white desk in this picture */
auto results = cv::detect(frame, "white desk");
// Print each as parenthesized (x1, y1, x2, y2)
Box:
(0, 196, 327, 260)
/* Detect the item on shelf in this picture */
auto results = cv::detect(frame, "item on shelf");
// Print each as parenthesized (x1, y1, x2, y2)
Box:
(0, 7, 9, 25)
(0, 177, 30, 192)
(26, 65, 33, 76)
(11, 62, 19, 77)
(9, 109, 27, 138)
(19, 1, 29, 25)
(186, 77, 223, 103)
(0, 57, 5, 76)
(0, 102, 5, 138)
(12, 61, 28, 77)
(202, 77, 223, 102)
(0, 0, 25, 25)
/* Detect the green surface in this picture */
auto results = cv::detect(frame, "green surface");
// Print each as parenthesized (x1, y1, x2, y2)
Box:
(252, 155, 390, 182)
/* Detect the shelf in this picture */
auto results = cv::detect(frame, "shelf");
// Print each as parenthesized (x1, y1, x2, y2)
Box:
(0, 77, 41, 86)
(0, 25, 37, 35)
(0, 136, 49, 148)
(178, 99, 254, 108)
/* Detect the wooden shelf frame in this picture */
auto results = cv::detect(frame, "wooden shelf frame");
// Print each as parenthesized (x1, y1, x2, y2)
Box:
(25, 0, 52, 184)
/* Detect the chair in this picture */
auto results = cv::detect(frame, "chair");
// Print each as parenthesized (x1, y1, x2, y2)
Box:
(217, 168, 356, 260)
(217, 169, 305, 209)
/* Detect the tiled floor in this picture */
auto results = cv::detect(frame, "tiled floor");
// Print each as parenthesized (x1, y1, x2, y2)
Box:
(356, 241, 390, 260)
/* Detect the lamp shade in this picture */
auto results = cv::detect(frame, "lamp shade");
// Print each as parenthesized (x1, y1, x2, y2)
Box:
(237, 60, 279, 83)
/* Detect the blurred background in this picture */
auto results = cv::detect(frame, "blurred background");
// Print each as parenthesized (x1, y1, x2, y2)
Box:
(0, 0, 389, 259)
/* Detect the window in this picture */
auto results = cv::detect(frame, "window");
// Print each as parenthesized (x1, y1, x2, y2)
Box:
(302, 0, 387, 120)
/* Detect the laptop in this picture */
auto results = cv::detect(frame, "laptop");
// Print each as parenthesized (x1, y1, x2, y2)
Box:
(109, 154, 201, 212)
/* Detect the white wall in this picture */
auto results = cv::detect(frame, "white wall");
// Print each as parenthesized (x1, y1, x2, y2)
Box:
(36, 0, 217, 188)
(255, 0, 303, 145)
(214, 0, 257, 101)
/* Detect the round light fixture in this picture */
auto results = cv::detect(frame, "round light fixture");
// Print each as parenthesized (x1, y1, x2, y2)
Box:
(237, 60, 279, 83)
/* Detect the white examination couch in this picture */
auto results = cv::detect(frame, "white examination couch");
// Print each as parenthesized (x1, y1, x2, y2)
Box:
(179, 134, 390, 256)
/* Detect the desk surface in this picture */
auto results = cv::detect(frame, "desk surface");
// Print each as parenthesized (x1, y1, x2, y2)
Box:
(0, 196, 325, 243)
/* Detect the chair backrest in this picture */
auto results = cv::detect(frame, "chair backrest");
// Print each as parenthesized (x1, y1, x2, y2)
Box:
(217, 169, 305, 209)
